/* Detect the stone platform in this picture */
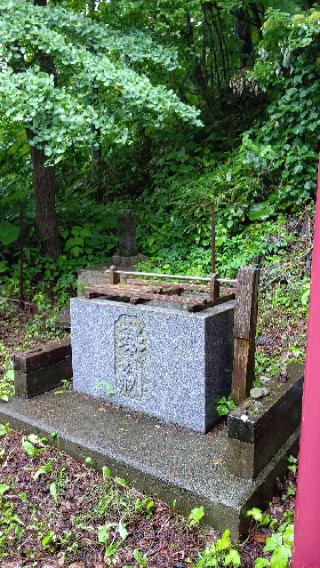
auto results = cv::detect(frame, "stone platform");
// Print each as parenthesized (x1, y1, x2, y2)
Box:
(0, 389, 299, 540)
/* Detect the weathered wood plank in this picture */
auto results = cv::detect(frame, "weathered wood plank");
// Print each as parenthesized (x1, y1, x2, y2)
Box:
(14, 339, 72, 399)
(14, 338, 71, 373)
(210, 273, 220, 302)
(84, 285, 210, 312)
(227, 365, 303, 479)
(126, 279, 185, 294)
(231, 267, 260, 404)
(127, 279, 215, 294)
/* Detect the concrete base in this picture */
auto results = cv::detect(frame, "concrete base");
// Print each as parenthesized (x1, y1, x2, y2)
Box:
(0, 390, 299, 540)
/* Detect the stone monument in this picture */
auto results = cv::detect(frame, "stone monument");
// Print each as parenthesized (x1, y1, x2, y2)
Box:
(111, 209, 146, 269)
(117, 209, 137, 257)
(70, 297, 234, 432)
(77, 209, 145, 290)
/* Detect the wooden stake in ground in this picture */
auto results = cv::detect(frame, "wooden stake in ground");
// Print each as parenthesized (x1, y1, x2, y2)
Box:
(210, 273, 220, 302)
(293, 162, 320, 567)
(211, 205, 216, 273)
(109, 265, 120, 285)
(231, 267, 260, 404)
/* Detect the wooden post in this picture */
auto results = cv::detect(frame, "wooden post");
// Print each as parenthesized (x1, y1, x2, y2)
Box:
(210, 273, 220, 302)
(231, 267, 260, 404)
(109, 265, 120, 285)
(211, 206, 216, 273)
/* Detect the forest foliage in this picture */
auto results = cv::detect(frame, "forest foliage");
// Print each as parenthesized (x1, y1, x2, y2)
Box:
(0, 0, 318, 304)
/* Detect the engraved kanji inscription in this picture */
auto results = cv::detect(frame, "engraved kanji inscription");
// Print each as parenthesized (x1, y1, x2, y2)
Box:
(115, 315, 147, 400)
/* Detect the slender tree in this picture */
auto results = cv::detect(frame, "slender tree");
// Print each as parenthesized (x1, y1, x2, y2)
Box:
(0, 0, 200, 257)
(28, 0, 60, 258)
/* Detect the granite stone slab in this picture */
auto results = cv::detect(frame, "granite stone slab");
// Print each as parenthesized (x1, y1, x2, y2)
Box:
(70, 297, 235, 432)
(0, 390, 299, 540)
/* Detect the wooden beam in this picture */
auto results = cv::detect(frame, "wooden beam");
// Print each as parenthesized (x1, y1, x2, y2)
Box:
(84, 285, 210, 312)
(231, 267, 260, 404)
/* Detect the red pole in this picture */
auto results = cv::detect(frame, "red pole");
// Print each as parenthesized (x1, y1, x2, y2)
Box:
(293, 161, 320, 567)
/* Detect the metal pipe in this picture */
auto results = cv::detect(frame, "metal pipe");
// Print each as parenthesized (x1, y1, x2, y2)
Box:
(104, 269, 237, 286)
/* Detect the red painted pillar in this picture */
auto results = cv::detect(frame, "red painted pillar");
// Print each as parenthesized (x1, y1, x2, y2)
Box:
(293, 161, 320, 567)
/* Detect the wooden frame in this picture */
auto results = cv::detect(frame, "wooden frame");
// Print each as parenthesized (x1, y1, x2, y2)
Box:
(99, 265, 260, 404)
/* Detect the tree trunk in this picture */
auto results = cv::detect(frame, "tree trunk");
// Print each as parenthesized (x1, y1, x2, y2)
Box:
(29, 0, 61, 258)
(29, 143, 61, 259)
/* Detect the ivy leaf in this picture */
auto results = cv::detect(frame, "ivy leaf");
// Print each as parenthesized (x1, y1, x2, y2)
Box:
(248, 202, 274, 222)
(247, 507, 263, 523)
(255, 559, 270, 568)
(270, 545, 291, 568)
(216, 530, 232, 551)
(224, 549, 241, 567)
(264, 533, 283, 553)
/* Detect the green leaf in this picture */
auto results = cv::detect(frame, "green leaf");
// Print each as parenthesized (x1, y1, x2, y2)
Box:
(0, 261, 8, 273)
(264, 533, 283, 553)
(98, 525, 109, 544)
(0, 483, 10, 496)
(102, 466, 111, 480)
(115, 477, 127, 488)
(0, 423, 11, 438)
(49, 482, 58, 504)
(270, 545, 291, 568)
(33, 462, 53, 480)
(85, 456, 95, 467)
(247, 507, 263, 523)
(133, 549, 147, 566)
(216, 530, 231, 552)
(188, 506, 205, 526)
(118, 519, 128, 540)
(0, 222, 20, 245)
(224, 549, 241, 567)
(4, 369, 14, 382)
(21, 440, 40, 458)
(255, 559, 270, 568)
(41, 530, 55, 549)
(248, 202, 274, 222)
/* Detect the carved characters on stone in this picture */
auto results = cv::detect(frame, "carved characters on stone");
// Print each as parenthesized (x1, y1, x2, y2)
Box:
(115, 315, 147, 400)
